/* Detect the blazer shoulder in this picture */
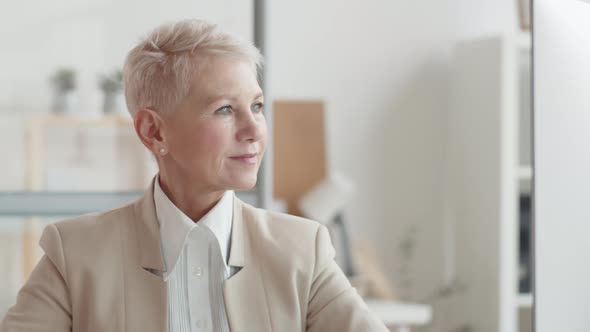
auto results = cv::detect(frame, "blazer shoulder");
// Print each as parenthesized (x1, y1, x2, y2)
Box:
(252, 206, 323, 241)
(243, 204, 328, 267)
(51, 202, 134, 237)
(266, 209, 321, 229)
(40, 203, 135, 271)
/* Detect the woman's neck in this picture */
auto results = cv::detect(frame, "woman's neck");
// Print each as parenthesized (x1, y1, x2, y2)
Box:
(157, 173, 225, 222)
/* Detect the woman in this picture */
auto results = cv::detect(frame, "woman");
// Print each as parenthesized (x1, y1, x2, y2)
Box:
(1, 20, 386, 332)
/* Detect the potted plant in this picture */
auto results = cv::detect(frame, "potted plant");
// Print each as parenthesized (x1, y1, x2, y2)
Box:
(50, 67, 77, 114)
(98, 69, 125, 115)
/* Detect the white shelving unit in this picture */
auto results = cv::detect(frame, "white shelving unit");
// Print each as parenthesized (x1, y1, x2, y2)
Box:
(445, 32, 532, 332)
(517, 293, 534, 308)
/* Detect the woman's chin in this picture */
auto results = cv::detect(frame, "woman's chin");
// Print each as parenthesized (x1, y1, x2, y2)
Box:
(230, 176, 258, 191)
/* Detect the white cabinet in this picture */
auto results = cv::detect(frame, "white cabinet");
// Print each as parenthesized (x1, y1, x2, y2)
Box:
(444, 33, 532, 332)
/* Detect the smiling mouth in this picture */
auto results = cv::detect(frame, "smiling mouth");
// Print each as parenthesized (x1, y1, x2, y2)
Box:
(231, 153, 257, 158)
(229, 154, 258, 165)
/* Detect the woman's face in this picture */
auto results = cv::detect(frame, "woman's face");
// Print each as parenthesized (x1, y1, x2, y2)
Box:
(162, 56, 267, 192)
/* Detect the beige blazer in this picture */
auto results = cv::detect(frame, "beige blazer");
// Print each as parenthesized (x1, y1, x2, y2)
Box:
(1, 182, 387, 332)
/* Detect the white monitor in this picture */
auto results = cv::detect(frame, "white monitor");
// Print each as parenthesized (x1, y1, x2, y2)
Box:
(533, 0, 590, 330)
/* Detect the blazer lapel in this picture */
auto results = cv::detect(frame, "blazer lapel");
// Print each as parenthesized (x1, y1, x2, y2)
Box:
(126, 179, 168, 331)
(223, 196, 273, 332)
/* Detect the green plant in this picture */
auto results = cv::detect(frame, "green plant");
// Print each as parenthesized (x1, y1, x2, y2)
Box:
(99, 69, 124, 94)
(51, 68, 76, 92)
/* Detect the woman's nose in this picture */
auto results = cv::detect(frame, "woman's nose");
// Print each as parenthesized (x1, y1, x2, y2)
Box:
(236, 112, 263, 142)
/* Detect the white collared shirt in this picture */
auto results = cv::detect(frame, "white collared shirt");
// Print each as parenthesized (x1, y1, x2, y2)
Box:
(154, 177, 233, 332)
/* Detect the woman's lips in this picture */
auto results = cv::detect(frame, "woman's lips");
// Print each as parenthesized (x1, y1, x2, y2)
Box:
(230, 153, 258, 165)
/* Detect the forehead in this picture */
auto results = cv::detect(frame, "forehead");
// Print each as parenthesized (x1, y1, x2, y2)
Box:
(190, 55, 260, 102)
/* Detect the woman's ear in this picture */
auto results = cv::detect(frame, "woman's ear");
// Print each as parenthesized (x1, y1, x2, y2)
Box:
(134, 108, 168, 156)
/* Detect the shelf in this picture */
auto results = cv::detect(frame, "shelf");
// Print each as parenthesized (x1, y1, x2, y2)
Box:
(517, 166, 533, 181)
(365, 299, 432, 327)
(0, 191, 258, 217)
(28, 114, 133, 127)
(518, 166, 533, 195)
(517, 293, 534, 308)
(516, 31, 532, 51)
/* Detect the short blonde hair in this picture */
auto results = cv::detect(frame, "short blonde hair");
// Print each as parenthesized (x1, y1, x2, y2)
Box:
(123, 19, 263, 117)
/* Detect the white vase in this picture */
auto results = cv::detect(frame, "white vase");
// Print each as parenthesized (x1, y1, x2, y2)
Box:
(51, 91, 77, 114)
(103, 92, 126, 115)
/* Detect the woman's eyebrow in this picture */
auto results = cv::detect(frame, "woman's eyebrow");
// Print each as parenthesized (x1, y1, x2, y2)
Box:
(204, 91, 264, 105)
(203, 94, 233, 106)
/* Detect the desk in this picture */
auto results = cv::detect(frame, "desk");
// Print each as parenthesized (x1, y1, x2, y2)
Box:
(366, 299, 432, 332)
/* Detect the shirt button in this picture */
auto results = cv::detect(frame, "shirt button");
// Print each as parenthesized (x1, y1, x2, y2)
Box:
(193, 266, 203, 277)
(196, 319, 208, 328)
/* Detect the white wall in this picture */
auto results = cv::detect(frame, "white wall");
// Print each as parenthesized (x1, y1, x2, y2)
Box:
(0, 0, 252, 115)
(268, 0, 453, 301)
(448, 0, 519, 40)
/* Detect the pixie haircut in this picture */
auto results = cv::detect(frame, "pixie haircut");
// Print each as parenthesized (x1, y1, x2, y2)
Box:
(123, 19, 263, 117)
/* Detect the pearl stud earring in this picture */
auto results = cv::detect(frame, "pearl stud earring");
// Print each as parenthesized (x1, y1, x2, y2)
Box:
(159, 148, 166, 155)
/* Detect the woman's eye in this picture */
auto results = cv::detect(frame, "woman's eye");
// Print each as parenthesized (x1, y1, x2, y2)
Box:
(251, 102, 264, 114)
(215, 105, 232, 115)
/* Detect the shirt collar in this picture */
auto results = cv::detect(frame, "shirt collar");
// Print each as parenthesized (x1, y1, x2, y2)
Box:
(153, 175, 234, 276)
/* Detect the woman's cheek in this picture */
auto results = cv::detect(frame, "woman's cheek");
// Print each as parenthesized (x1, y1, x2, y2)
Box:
(200, 127, 231, 153)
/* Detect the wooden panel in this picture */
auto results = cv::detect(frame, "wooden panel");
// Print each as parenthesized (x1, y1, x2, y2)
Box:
(273, 101, 326, 216)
